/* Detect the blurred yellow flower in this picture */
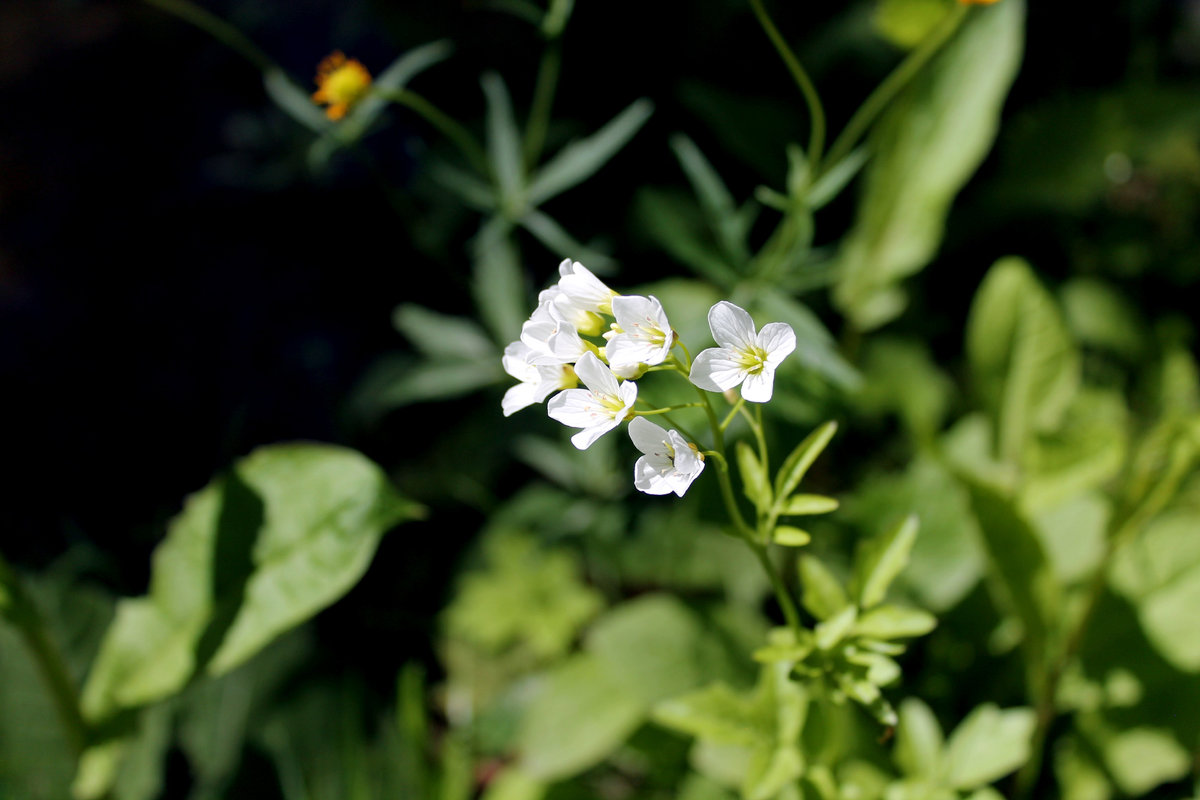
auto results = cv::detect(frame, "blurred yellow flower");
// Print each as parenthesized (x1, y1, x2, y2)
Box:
(311, 51, 372, 120)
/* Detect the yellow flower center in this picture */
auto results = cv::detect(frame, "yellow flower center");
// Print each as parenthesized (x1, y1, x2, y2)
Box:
(735, 346, 770, 375)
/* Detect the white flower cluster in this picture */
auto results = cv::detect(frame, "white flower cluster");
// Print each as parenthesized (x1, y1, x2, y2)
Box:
(502, 259, 797, 496)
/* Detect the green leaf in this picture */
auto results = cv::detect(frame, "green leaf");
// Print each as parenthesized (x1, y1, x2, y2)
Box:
(1020, 389, 1127, 512)
(737, 441, 772, 511)
(756, 294, 861, 391)
(1060, 278, 1147, 360)
(80, 445, 422, 725)
(393, 305, 496, 360)
(517, 209, 615, 271)
(857, 337, 955, 443)
(262, 69, 331, 134)
(472, 217, 527, 343)
(585, 594, 709, 707)
(958, 475, 1061, 669)
(670, 135, 752, 269)
(362, 357, 504, 409)
(853, 514, 919, 609)
(894, 698, 945, 779)
(526, 99, 654, 206)
(633, 189, 742, 287)
(815, 606, 859, 650)
(428, 159, 496, 211)
(798, 556, 849, 621)
(874, 0, 954, 48)
(805, 148, 869, 211)
(482, 72, 526, 209)
(854, 605, 936, 640)
(779, 494, 839, 516)
(479, 766, 546, 800)
(834, 0, 1025, 329)
(517, 654, 645, 781)
(966, 257, 1080, 464)
(774, 527, 812, 547)
(774, 422, 838, 503)
(943, 704, 1037, 790)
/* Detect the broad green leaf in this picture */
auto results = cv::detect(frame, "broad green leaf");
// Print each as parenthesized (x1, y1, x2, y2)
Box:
(1020, 389, 1127, 512)
(854, 605, 936, 640)
(966, 257, 1080, 464)
(526, 99, 654, 206)
(1029, 492, 1109, 585)
(798, 556, 849, 621)
(1109, 509, 1200, 671)
(943, 704, 1036, 789)
(81, 445, 422, 725)
(834, 0, 1024, 329)
(1088, 722, 1191, 796)
(737, 441, 771, 510)
(517, 654, 645, 780)
(774, 527, 812, 547)
(845, 455, 983, 611)
(853, 514, 919, 609)
(774, 422, 838, 502)
(393, 305, 496, 361)
(874, 0, 955, 48)
(894, 698, 945, 779)
(479, 766, 546, 800)
(482, 72, 526, 209)
(959, 475, 1060, 669)
(472, 217, 527, 342)
(857, 337, 955, 443)
(586, 594, 708, 706)
(444, 531, 603, 660)
(1060, 278, 1147, 360)
(779, 494, 839, 516)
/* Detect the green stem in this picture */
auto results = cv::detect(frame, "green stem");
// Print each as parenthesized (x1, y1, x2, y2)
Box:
(376, 89, 489, 175)
(823, 3, 968, 171)
(636, 403, 704, 416)
(143, 0, 275, 72)
(523, 40, 562, 168)
(751, 542, 804, 636)
(0, 557, 87, 757)
(720, 398, 747, 431)
(747, 0, 826, 170)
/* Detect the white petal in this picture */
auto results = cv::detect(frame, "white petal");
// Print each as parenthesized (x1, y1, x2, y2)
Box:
(633, 456, 675, 495)
(708, 301, 758, 350)
(617, 379, 639, 413)
(612, 294, 669, 334)
(690, 348, 747, 392)
(573, 351, 621, 396)
(557, 261, 614, 313)
(758, 322, 797, 364)
(606, 334, 662, 368)
(628, 416, 670, 457)
(502, 341, 538, 381)
(741, 369, 776, 403)
(666, 463, 703, 496)
(501, 382, 539, 416)
(571, 417, 622, 449)
(547, 388, 607, 428)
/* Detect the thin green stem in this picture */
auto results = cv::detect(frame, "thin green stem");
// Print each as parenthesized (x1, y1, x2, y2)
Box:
(143, 0, 275, 72)
(720, 398, 747, 431)
(376, 89, 490, 175)
(823, 3, 969, 171)
(747, 0, 826, 170)
(750, 542, 804, 637)
(636, 403, 703, 416)
(523, 40, 562, 168)
(0, 557, 87, 757)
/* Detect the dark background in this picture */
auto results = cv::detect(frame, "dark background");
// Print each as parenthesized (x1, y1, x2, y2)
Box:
(2, 0, 1197, 679)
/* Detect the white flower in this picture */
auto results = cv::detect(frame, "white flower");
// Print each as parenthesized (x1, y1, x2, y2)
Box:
(553, 259, 616, 336)
(605, 294, 675, 374)
(520, 292, 588, 365)
(628, 417, 705, 496)
(547, 351, 638, 449)
(689, 301, 796, 403)
(501, 341, 577, 417)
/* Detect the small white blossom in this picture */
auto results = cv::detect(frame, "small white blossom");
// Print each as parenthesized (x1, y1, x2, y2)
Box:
(547, 351, 638, 449)
(689, 301, 796, 403)
(501, 341, 577, 417)
(553, 259, 617, 336)
(628, 417, 705, 496)
(520, 293, 588, 365)
(605, 294, 675, 374)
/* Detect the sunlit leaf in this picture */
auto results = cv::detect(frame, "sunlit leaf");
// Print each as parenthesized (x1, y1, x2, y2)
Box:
(943, 704, 1036, 790)
(853, 514, 918, 609)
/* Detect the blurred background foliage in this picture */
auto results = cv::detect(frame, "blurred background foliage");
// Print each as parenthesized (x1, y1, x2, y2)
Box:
(2, 0, 1200, 798)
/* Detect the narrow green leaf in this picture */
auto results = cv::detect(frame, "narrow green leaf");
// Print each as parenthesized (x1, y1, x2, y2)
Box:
(894, 698, 945, 779)
(774, 422, 838, 502)
(833, 0, 1025, 329)
(774, 527, 812, 547)
(517, 209, 615, 271)
(815, 606, 858, 650)
(671, 134, 752, 268)
(526, 99, 654, 206)
(393, 305, 496, 361)
(262, 68, 331, 134)
(481, 72, 526, 208)
(805, 148, 869, 211)
(80, 445, 423, 726)
(798, 555, 849, 621)
(428, 160, 496, 211)
(472, 217, 527, 343)
(779, 494, 839, 516)
(633, 188, 741, 286)
(853, 514, 919, 609)
(372, 358, 505, 408)
(854, 605, 936, 640)
(737, 441, 771, 511)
